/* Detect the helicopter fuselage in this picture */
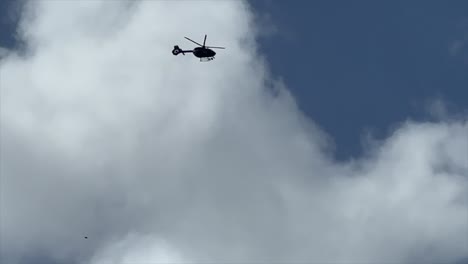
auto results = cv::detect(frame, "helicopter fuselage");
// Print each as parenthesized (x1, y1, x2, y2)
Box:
(193, 47, 216, 58)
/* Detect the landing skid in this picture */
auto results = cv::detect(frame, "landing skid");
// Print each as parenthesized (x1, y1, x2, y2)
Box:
(200, 57, 215, 62)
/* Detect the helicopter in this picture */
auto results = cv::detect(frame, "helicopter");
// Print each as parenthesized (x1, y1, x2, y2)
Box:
(172, 34, 225, 62)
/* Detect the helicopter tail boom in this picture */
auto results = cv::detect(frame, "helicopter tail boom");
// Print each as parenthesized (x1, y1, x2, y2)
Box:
(172, 45, 193, 56)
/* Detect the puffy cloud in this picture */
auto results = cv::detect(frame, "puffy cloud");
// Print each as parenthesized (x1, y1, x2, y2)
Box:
(0, 47, 8, 59)
(1, 1, 467, 263)
(89, 234, 186, 264)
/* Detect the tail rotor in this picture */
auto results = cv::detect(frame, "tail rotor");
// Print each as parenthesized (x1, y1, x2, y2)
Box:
(172, 45, 184, 56)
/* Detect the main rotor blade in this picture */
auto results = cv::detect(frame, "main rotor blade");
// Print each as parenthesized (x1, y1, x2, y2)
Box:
(184, 37, 202, 47)
(203, 34, 207, 47)
(207, 46, 226, 49)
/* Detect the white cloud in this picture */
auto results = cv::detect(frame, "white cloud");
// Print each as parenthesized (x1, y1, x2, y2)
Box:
(0, 47, 8, 59)
(1, 1, 467, 264)
(89, 233, 186, 264)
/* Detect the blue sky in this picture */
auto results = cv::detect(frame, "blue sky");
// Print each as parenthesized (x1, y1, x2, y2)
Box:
(1, 1, 467, 160)
(0, 0, 20, 48)
(250, 0, 468, 159)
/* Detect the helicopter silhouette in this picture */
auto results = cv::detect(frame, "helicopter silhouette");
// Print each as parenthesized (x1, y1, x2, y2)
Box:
(172, 34, 225, 62)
